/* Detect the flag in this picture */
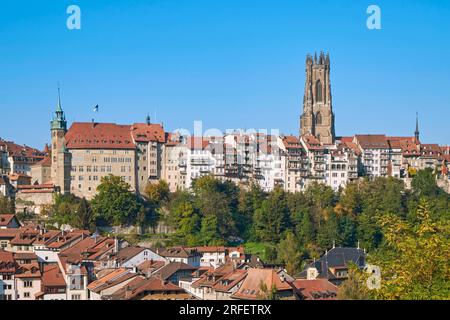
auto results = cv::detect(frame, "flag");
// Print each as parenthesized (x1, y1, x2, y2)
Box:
(93, 105, 99, 112)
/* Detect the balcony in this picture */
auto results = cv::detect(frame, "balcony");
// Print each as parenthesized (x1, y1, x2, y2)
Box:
(191, 159, 211, 166)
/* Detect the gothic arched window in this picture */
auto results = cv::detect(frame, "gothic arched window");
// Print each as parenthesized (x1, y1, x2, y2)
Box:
(316, 80, 323, 102)
(316, 112, 323, 125)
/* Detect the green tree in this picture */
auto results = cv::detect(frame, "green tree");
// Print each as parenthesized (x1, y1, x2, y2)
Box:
(278, 231, 302, 276)
(370, 199, 450, 300)
(73, 198, 95, 231)
(193, 176, 236, 239)
(356, 211, 382, 251)
(199, 215, 224, 246)
(0, 195, 15, 214)
(338, 215, 357, 247)
(317, 211, 339, 249)
(171, 201, 201, 246)
(144, 180, 170, 206)
(91, 175, 141, 226)
(304, 182, 336, 229)
(253, 186, 290, 243)
(411, 168, 441, 197)
(237, 182, 266, 240)
(46, 194, 81, 226)
(296, 211, 315, 244)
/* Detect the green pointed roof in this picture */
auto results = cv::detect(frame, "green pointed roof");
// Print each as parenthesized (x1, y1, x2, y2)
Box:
(51, 87, 67, 131)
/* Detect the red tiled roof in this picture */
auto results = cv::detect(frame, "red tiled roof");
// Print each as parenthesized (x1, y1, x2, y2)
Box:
(301, 135, 323, 150)
(65, 123, 135, 150)
(15, 262, 41, 278)
(33, 156, 52, 167)
(282, 136, 302, 149)
(108, 275, 184, 300)
(354, 135, 389, 149)
(8, 173, 31, 181)
(0, 250, 16, 273)
(0, 228, 21, 239)
(186, 137, 210, 150)
(137, 260, 166, 274)
(130, 123, 166, 143)
(112, 246, 146, 264)
(0, 214, 17, 227)
(13, 252, 38, 261)
(153, 262, 197, 281)
(0, 139, 45, 159)
(42, 264, 66, 287)
(292, 279, 338, 300)
(187, 246, 226, 253)
(212, 269, 247, 293)
(231, 269, 293, 300)
(87, 268, 135, 293)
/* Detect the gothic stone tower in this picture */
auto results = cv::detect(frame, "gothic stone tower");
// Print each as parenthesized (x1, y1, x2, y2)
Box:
(50, 90, 72, 194)
(300, 52, 335, 145)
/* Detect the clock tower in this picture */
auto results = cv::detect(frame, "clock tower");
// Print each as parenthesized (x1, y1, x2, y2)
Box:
(50, 88, 72, 194)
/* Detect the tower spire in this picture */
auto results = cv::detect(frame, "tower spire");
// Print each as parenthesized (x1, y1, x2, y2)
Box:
(57, 82, 63, 112)
(415, 112, 420, 142)
(51, 83, 67, 131)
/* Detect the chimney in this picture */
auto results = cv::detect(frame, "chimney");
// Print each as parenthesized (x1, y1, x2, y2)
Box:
(114, 237, 119, 253)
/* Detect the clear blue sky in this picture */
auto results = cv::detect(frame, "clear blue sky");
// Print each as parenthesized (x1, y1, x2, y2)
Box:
(1, 0, 449, 149)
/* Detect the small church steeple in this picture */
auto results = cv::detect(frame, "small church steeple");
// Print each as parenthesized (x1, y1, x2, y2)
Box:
(415, 112, 420, 142)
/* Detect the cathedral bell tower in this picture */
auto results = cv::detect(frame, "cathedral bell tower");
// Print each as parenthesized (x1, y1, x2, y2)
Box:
(50, 87, 71, 194)
(300, 52, 335, 145)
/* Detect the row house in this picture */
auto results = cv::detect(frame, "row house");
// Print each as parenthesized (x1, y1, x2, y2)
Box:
(353, 135, 390, 178)
(301, 135, 326, 184)
(158, 247, 202, 268)
(280, 136, 309, 193)
(0, 138, 46, 176)
(161, 137, 187, 192)
(184, 246, 245, 269)
(131, 120, 166, 193)
(0, 251, 15, 300)
(103, 275, 191, 300)
(87, 268, 140, 300)
(181, 262, 299, 301)
(97, 246, 166, 270)
(185, 261, 248, 300)
(0, 250, 42, 300)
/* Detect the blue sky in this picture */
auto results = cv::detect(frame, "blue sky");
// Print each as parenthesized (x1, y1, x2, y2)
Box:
(0, 0, 449, 148)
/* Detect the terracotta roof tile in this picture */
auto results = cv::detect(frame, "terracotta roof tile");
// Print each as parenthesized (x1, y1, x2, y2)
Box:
(65, 123, 135, 150)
